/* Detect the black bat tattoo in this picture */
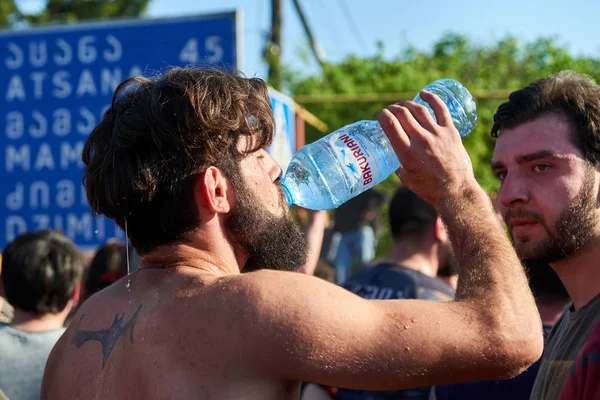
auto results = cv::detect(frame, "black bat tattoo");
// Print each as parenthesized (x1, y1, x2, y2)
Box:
(70, 304, 143, 368)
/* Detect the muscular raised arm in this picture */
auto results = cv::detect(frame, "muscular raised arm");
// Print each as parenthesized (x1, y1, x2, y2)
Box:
(212, 91, 542, 390)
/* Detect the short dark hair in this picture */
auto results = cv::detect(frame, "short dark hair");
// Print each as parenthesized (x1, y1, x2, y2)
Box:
(388, 187, 438, 240)
(84, 240, 127, 300)
(492, 70, 600, 165)
(82, 67, 274, 254)
(1, 230, 84, 315)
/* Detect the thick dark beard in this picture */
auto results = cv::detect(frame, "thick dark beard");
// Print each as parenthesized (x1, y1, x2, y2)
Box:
(225, 175, 307, 272)
(517, 167, 598, 264)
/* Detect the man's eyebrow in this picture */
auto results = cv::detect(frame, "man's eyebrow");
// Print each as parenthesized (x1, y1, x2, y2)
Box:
(491, 150, 564, 170)
(515, 150, 563, 163)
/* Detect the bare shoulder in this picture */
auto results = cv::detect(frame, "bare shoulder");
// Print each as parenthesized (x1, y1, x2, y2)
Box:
(202, 270, 376, 343)
(216, 269, 347, 293)
(210, 270, 362, 312)
(215, 269, 325, 291)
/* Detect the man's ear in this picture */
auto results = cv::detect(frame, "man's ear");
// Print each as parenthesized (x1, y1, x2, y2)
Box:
(70, 281, 81, 303)
(434, 217, 449, 243)
(198, 167, 232, 214)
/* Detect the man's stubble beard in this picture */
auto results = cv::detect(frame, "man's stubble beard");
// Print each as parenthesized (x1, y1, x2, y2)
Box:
(512, 167, 599, 264)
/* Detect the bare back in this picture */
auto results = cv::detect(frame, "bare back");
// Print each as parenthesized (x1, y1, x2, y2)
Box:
(42, 268, 301, 400)
(44, 251, 541, 400)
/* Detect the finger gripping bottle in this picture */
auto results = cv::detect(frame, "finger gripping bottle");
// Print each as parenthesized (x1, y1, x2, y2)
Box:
(281, 79, 478, 210)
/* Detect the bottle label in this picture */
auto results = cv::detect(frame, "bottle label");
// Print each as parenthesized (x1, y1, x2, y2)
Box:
(328, 126, 381, 194)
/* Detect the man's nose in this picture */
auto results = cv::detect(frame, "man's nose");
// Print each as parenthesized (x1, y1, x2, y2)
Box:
(273, 164, 283, 182)
(498, 172, 530, 208)
(265, 152, 283, 182)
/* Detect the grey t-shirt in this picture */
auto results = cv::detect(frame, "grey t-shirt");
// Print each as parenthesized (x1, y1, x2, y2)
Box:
(0, 323, 65, 400)
(530, 293, 600, 400)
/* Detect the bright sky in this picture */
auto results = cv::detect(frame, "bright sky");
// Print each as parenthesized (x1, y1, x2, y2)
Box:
(148, 0, 600, 78)
(18, 0, 600, 78)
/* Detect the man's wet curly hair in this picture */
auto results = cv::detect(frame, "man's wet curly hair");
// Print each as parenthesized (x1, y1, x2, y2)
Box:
(82, 67, 274, 254)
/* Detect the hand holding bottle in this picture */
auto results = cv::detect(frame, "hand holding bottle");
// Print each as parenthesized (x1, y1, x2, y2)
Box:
(377, 90, 477, 207)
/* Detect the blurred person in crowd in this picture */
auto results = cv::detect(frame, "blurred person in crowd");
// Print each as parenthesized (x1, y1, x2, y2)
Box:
(490, 71, 600, 400)
(0, 230, 84, 400)
(83, 240, 128, 302)
(328, 189, 386, 284)
(0, 257, 14, 324)
(434, 261, 570, 400)
(435, 249, 458, 290)
(304, 186, 456, 400)
(342, 186, 455, 303)
(42, 67, 542, 399)
(0, 297, 13, 324)
(558, 319, 600, 400)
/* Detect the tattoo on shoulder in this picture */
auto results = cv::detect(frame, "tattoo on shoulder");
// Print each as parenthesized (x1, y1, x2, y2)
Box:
(70, 304, 143, 368)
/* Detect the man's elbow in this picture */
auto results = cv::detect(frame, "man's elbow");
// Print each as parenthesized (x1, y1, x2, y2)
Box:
(489, 323, 544, 378)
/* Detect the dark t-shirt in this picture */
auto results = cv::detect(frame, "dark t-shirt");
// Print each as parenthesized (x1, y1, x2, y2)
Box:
(530, 293, 600, 400)
(558, 319, 600, 400)
(434, 324, 554, 400)
(332, 263, 454, 400)
(342, 263, 454, 302)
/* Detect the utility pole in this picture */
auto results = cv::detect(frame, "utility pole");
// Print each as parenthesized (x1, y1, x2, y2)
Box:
(267, 0, 283, 90)
(291, 0, 326, 70)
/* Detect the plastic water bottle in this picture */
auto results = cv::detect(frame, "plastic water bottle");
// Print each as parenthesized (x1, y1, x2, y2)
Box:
(281, 79, 478, 210)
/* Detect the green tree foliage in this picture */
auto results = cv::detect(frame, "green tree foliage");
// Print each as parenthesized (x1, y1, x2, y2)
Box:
(1, 0, 150, 28)
(285, 34, 600, 256)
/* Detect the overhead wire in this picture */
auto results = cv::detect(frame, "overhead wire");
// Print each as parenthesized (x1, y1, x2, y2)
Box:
(336, 0, 367, 52)
(313, 0, 343, 51)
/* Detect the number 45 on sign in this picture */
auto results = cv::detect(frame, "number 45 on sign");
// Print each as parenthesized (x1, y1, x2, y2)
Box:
(179, 36, 223, 64)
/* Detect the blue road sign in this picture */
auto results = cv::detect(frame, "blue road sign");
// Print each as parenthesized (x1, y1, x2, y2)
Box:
(1, 12, 241, 250)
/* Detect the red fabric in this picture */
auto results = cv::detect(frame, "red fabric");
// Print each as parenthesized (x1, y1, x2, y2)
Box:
(558, 320, 600, 400)
(99, 271, 126, 283)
